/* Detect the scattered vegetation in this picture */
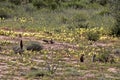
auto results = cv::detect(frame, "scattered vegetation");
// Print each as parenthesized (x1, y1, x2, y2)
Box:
(0, 0, 120, 80)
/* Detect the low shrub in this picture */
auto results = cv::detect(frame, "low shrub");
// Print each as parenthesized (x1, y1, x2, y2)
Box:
(86, 30, 100, 41)
(110, 23, 120, 37)
(98, 9, 110, 16)
(26, 69, 50, 78)
(0, 2, 15, 18)
(26, 41, 43, 51)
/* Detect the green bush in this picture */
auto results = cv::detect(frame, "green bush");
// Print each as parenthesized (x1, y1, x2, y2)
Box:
(97, 50, 115, 63)
(32, 0, 47, 9)
(108, 0, 120, 37)
(90, 0, 108, 6)
(0, 2, 15, 18)
(97, 0, 108, 6)
(98, 53, 109, 62)
(23, 4, 36, 12)
(32, 0, 58, 10)
(0, 8, 12, 18)
(86, 31, 100, 41)
(9, 0, 22, 5)
(98, 9, 110, 16)
(110, 23, 120, 37)
(26, 41, 43, 51)
(49, 2, 58, 10)
(66, 1, 86, 9)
